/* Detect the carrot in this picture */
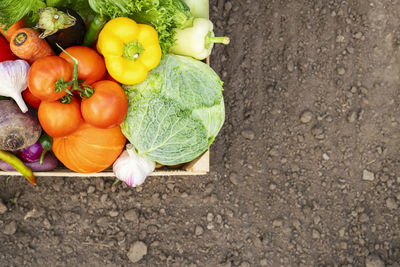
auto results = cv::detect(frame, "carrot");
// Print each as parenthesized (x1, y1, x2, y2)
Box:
(0, 18, 26, 42)
(10, 28, 54, 64)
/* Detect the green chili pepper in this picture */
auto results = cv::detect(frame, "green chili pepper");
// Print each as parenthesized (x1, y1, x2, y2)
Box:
(83, 12, 107, 47)
(0, 150, 36, 186)
(39, 132, 53, 165)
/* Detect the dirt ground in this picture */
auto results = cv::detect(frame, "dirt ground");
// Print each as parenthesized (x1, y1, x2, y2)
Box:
(2, 0, 400, 266)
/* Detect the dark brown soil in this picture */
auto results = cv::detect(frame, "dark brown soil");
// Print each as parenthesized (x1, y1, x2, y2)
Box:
(2, 0, 400, 266)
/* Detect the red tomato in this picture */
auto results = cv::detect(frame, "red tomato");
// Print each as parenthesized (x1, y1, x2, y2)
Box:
(28, 56, 72, 102)
(81, 80, 128, 129)
(0, 35, 17, 62)
(38, 97, 83, 138)
(22, 89, 41, 109)
(59, 46, 106, 85)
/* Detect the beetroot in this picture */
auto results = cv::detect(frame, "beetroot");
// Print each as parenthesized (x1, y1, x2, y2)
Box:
(0, 100, 41, 151)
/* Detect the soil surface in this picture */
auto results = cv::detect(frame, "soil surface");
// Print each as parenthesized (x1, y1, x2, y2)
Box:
(2, 0, 400, 266)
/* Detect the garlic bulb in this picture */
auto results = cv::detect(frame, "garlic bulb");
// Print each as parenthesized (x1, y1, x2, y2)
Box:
(113, 144, 156, 187)
(0, 60, 30, 113)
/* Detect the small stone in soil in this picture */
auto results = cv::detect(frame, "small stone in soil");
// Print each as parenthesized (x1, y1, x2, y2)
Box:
(287, 61, 294, 72)
(312, 229, 320, 239)
(127, 241, 147, 263)
(87, 186, 95, 194)
(195, 225, 204, 236)
(272, 219, 283, 227)
(337, 67, 346, 75)
(311, 125, 325, 139)
(365, 254, 385, 267)
(147, 225, 158, 234)
(24, 208, 45, 220)
(363, 170, 375, 181)
(241, 129, 255, 140)
(43, 218, 51, 229)
(229, 172, 239, 185)
(385, 197, 398, 210)
(359, 213, 369, 223)
(347, 111, 357, 123)
(124, 209, 138, 222)
(300, 110, 313, 123)
(360, 87, 369, 95)
(100, 194, 108, 203)
(354, 32, 363, 39)
(239, 262, 251, 267)
(3, 221, 17, 235)
(52, 179, 64, 191)
(109, 211, 119, 217)
(322, 153, 330, 160)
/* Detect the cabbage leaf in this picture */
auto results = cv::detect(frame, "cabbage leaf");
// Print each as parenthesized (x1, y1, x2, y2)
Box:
(121, 54, 225, 165)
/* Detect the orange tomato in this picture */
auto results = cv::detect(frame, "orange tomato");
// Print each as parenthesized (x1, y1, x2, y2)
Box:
(59, 46, 106, 85)
(81, 80, 128, 129)
(28, 56, 72, 101)
(38, 97, 83, 137)
(22, 89, 41, 109)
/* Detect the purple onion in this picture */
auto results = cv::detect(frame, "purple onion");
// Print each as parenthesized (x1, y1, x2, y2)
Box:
(0, 152, 58, 172)
(17, 141, 43, 163)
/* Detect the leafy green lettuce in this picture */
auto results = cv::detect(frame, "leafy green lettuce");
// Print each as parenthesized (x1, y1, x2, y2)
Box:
(0, 0, 46, 31)
(121, 54, 225, 166)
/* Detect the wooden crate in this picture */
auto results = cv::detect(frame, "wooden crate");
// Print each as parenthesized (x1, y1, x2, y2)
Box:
(0, 57, 212, 178)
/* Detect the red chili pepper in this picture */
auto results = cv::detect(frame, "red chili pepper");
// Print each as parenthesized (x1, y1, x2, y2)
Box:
(0, 35, 17, 62)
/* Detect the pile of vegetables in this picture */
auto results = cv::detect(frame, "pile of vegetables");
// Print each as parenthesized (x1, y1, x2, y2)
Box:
(0, 0, 229, 187)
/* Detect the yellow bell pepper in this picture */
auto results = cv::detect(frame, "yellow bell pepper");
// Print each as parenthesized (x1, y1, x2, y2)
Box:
(97, 17, 162, 85)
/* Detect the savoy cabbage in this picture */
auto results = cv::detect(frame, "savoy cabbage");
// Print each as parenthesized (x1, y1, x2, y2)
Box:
(121, 54, 225, 166)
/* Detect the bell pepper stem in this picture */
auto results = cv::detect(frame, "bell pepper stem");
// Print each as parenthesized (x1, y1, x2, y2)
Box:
(205, 32, 230, 49)
(206, 36, 230, 45)
(123, 41, 144, 62)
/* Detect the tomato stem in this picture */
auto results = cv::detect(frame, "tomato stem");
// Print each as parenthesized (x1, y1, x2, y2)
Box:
(54, 78, 73, 95)
(60, 94, 72, 104)
(54, 43, 95, 99)
(78, 83, 94, 99)
(56, 43, 80, 91)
